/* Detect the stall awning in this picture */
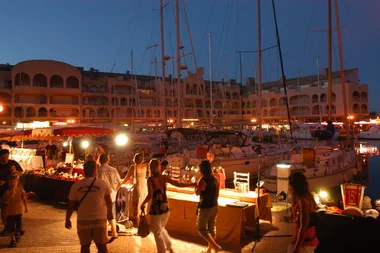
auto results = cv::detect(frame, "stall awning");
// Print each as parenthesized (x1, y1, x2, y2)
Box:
(0, 129, 63, 141)
(53, 127, 115, 137)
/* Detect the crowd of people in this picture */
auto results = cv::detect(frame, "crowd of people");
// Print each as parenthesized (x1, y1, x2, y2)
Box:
(65, 151, 223, 253)
(0, 138, 321, 253)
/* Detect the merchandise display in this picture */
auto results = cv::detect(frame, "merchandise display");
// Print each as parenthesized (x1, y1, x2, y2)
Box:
(10, 148, 42, 171)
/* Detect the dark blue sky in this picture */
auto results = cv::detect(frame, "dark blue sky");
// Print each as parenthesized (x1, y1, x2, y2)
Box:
(1, 0, 379, 110)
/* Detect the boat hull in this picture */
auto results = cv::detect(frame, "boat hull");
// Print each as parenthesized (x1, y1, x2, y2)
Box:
(221, 153, 286, 180)
(264, 169, 353, 193)
(358, 131, 380, 140)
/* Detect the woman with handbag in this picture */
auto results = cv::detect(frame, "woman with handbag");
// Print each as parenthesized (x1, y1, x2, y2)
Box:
(121, 153, 148, 223)
(141, 158, 195, 253)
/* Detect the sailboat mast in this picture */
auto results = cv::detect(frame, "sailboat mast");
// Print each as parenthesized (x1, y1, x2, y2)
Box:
(316, 56, 323, 122)
(160, 0, 167, 131)
(176, 0, 181, 127)
(271, 0, 292, 138)
(209, 32, 213, 125)
(131, 49, 135, 132)
(257, 0, 263, 142)
(334, 0, 349, 130)
(154, 57, 159, 127)
(328, 0, 333, 121)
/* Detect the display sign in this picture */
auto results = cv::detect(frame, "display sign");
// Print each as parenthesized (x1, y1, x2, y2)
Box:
(277, 163, 291, 195)
(341, 183, 366, 209)
(32, 128, 53, 136)
(16, 121, 50, 129)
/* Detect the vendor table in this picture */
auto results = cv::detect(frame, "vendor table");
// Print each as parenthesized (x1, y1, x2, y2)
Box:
(163, 186, 272, 245)
(23, 174, 76, 203)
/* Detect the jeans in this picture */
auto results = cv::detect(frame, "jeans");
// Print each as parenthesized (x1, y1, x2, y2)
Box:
(196, 205, 218, 238)
(150, 212, 172, 253)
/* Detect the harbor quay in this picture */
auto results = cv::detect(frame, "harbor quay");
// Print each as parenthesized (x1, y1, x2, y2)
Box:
(0, 201, 294, 253)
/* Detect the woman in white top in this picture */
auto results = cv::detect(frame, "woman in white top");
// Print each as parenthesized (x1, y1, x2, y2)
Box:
(121, 153, 148, 223)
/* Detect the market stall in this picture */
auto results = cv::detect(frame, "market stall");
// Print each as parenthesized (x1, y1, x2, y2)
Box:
(23, 126, 118, 202)
(165, 185, 272, 245)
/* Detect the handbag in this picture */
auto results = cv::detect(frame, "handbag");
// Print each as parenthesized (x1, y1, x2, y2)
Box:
(73, 178, 96, 211)
(137, 211, 150, 238)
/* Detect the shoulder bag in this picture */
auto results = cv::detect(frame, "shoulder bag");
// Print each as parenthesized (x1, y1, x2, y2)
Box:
(137, 210, 150, 238)
(73, 178, 96, 211)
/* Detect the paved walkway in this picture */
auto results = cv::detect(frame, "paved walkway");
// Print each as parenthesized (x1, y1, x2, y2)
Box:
(0, 201, 294, 253)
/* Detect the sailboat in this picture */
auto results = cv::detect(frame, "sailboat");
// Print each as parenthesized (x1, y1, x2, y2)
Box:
(165, 0, 295, 181)
(263, 0, 357, 192)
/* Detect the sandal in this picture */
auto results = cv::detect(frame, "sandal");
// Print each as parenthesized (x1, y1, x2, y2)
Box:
(15, 233, 21, 242)
(107, 237, 118, 244)
(214, 245, 222, 252)
(8, 240, 16, 248)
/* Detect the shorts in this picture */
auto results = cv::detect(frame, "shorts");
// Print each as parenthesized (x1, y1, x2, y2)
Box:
(6, 214, 22, 233)
(77, 219, 108, 245)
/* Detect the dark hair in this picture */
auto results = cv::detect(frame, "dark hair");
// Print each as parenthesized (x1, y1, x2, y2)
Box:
(149, 158, 160, 177)
(8, 174, 19, 180)
(0, 149, 10, 156)
(83, 161, 96, 177)
(86, 154, 94, 161)
(133, 153, 143, 164)
(99, 153, 108, 164)
(200, 160, 212, 177)
(98, 143, 108, 153)
(160, 160, 168, 166)
(289, 172, 313, 199)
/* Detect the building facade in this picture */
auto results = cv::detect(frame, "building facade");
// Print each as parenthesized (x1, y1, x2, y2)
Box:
(0, 60, 369, 128)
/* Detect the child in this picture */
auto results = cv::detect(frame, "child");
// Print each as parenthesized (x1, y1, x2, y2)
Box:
(3, 174, 28, 248)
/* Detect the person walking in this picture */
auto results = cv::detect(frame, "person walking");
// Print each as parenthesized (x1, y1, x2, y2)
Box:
(0, 149, 23, 235)
(3, 174, 28, 248)
(121, 153, 148, 223)
(195, 160, 222, 253)
(97, 153, 122, 243)
(287, 172, 319, 253)
(65, 161, 113, 253)
(141, 158, 195, 253)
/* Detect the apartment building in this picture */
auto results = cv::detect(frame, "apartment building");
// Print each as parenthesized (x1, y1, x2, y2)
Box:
(0, 60, 369, 128)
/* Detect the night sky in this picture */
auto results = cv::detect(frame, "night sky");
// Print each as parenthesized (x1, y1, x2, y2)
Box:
(1, 0, 378, 110)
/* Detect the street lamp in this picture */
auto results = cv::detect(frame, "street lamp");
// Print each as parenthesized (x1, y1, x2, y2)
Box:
(347, 115, 354, 132)
(115, 133, 129, 170)
(115, 133, 129, 146)
(81, 140, 90, 159)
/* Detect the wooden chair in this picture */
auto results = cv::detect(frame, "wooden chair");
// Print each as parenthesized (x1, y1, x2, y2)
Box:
(233, 172, 250, 193)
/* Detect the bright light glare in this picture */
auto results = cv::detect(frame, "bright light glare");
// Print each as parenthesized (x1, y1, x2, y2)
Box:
(81, 140, 89, 149)
(115, 134, 128, 146)
(0, 105, 3, 112)
(277, 163, 291, 169)
(63, 142, 68, 147)
(319, 190, 328, 199)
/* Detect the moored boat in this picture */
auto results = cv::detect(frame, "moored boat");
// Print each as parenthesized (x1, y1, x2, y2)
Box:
(263, 145, 357, 193)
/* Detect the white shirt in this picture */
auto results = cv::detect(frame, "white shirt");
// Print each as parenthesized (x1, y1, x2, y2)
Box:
(98, 164, 122, 202)
(1, 144, 10, 150)
(69, 177, 111, 221)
